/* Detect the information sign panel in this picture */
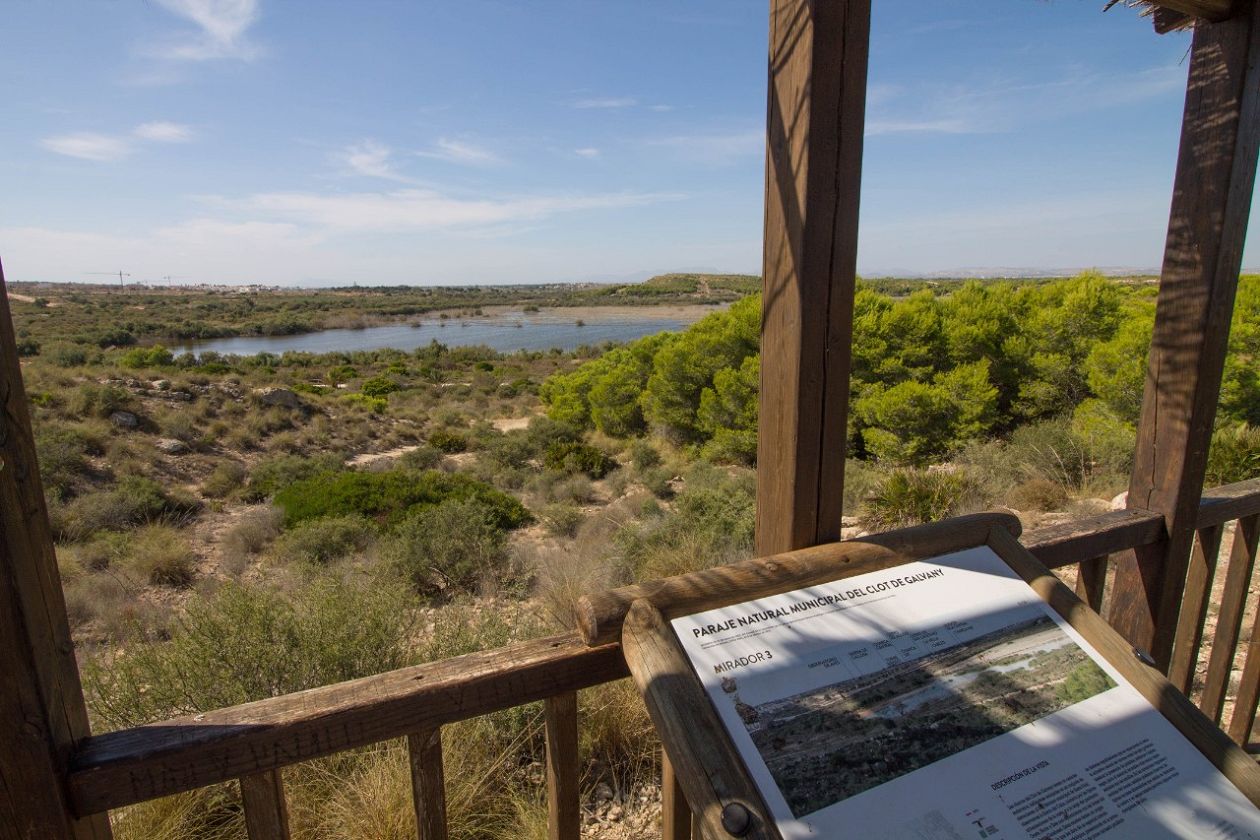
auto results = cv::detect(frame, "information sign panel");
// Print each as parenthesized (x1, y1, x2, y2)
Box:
(629, 530, 1260, 839)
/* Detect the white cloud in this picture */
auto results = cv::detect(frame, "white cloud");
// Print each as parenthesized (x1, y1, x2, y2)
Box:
(574, 97, 638, 109)
(646, 130, 763, 165)
(40, 133, 131, 161)
(863, 64, 1186, 136)
(574, 147, 601, 159)
(148, 0, 261, 61)
(340, 140, 405, 180)
(219, 188, 681, 233)
(41, 122, 197, 161)
(415, 138, 503, 166)
(865, 118, 978, 136)
(133, 121, 194, 142)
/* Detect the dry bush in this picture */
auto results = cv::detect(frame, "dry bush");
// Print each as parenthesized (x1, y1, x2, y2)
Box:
(105, 524, 195, 587)
(220, 506, 284, 576)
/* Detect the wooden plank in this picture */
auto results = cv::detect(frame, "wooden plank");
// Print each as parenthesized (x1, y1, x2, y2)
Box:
(1111, 2, 1260, 668)
(1169, 524, 1226, 693)
(0, 271, 111, 837)
(756, 0, 870, 556)
(578, 512, 1014, 646)
(1022, 508, 1165, 569)
(1202, 514, 1260, 722)
(543, 693, 579, 840)
(1074, 555, 1109, 613)
(1197, 478, 1260, 528)
(69, 634, 627, 815)
(622, 600, 779, 840)
(661, 751, 693, 840)
(989, 527, 1260, 805)
(407, 729, 447, 840)
(239, 770, 290, 840)
(1228, 601, 1260, 745)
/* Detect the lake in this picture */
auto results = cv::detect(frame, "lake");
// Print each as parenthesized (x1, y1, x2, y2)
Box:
(179, 305, 722, 357)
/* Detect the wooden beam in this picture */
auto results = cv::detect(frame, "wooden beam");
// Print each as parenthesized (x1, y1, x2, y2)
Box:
(0, 269, 111, 838)
(1110, 0, 1260, 668)
(69, 634, 627, 816)
(756, 0, 870, 555)
(1151, 0, 1239, 23)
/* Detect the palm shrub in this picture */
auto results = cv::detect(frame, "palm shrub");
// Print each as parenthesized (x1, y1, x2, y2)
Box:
(859, 469, 984, 531)
(1205, 423, 1260, 486)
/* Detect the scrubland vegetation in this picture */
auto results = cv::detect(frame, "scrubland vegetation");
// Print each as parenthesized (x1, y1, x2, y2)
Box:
(10, 271, 1260, 837)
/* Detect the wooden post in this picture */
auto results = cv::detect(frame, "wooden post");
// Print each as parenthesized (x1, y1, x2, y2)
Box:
(661, 751, 693, 840)
(756, 0, 870, 555)
(543, 692, 580, 840)
(0, 268, 111, 838)
(1110, 1, 1260, 668)
(239, 770, 290, 840)
(407, 729, 447, 840)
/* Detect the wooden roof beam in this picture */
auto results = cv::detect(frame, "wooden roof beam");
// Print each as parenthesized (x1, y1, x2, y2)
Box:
(1150, 0, 1239, 22)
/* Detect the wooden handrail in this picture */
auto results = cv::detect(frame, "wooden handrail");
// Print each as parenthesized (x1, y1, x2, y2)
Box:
(68, 635, 627, 816)
(65, 482, 1260, 819)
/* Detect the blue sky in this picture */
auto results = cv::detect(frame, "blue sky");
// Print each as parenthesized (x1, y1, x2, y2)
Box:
(1, 1, 1255, 286)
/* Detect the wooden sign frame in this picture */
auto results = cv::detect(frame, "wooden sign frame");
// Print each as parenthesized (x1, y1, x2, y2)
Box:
(619, 519, 1260, 840)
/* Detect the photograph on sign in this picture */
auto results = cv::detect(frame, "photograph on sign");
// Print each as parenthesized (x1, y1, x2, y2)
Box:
(672, 546, 1260, 839)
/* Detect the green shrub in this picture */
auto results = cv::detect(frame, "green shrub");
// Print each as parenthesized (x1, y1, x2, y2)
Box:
(541, 503, 584, 538)
(543, 442, 615, 478)
(61, 476, 199, 540)
(202, 461, 247, 498)
(45, 342, 90, 367)
(272, 515, 376, 565)
(428, 429, 468, 453)
(244, 453, 343, 502)
(1206, 423, 1260, 486)
(343, 392, 387, 413)
(399, 445, 443, 471)
(859, 469, 984, 531)
(360, 375, 401, 398)
(384, 499, 510, 595)
(618, 464, 755, 581)
(274, 468, 531, 530)
(629, 439, 661, 471)
(86, 578, 414, 728)
(326, 364, 358, 384)
(119, 345, 174, 369)
(35, 422, 98, 501)
(70, 383, 131, 419)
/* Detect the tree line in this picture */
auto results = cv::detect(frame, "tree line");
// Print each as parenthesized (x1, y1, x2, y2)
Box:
(540, 273, 1260, 466)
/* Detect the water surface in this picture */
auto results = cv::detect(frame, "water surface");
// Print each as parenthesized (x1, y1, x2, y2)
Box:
(180, 308, 710, 357)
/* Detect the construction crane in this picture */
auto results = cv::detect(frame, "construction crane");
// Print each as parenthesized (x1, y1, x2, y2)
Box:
(86, 270, 131, 292)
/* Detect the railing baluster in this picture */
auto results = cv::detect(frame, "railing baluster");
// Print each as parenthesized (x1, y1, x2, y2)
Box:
(1169, 524, 1225, 694)
(1074, 554, 1108, 613)
(407, 729, 448, 840)
(661, 750, 693, 840)
(1201, 515, 1260, 722)
(544, 692, 580, 840)
(1228, 601, 1260, 747)
(240, 770, 290, 840)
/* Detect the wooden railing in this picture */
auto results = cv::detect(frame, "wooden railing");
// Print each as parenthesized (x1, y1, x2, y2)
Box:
(66, 480, 1260, 839)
